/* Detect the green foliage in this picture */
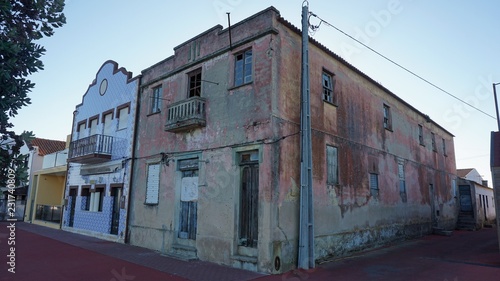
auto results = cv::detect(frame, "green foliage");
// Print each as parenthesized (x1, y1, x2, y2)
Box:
(0, 1, 66, 187)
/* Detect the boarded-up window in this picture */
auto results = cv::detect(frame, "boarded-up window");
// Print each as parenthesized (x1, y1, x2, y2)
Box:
(369, 173, 379, 197)
(145, 163, 160, 204)
(239, 151, 259, 248)
(326, 145, 338, 185)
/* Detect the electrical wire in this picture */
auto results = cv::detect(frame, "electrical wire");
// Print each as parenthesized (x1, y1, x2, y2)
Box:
(308, 12, 496, 120)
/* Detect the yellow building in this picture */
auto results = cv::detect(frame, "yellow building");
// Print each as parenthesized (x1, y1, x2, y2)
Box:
(24, 137, 68, 229)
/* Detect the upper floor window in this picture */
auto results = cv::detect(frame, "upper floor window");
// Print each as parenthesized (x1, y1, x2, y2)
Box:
(442, 138, 447, 156)
(322, 71, 336, 105)
(117, 103, 130, 130)
(431, 132, 437, 152)
(383, 104, 392, 130)
(151, 86, 162, 114)
(234, 49, 252, 87)
(418, 124, 424, 146)
(77, 120, 87, 139)
(88, 115, 99, 136)
(188, 69, 202, 97)
(102, 110, 114, 136)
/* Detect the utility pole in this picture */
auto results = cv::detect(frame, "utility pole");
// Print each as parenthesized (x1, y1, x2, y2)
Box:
(298, 1, 314, 270)
(491, 83, 500, 252)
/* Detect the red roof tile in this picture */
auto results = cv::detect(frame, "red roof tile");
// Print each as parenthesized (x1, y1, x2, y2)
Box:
(457, 168, 473, 178)
(29, 138, 66, 156)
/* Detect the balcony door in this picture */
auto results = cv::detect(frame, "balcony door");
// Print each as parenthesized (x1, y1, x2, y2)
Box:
(103, 113, 113, 136)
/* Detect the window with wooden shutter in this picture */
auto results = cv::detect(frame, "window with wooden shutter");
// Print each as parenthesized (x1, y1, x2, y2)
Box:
(146, 163, 160, 204)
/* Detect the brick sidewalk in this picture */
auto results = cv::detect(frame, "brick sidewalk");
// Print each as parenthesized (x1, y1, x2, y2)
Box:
(0, 222, 263, 281)
(1, 221, 500, 281)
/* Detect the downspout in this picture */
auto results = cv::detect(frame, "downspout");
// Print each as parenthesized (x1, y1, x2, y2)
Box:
(124, 74, 142, 244)
(227, 12, 233, 50)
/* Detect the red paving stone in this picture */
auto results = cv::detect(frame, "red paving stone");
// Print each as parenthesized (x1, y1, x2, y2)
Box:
(1, 221, 500, 281)
(0, 225, 187, 281)
(255, 228, 500, 281)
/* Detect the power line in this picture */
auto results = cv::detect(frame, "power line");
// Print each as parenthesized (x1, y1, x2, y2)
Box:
(308, 12, 497, 120)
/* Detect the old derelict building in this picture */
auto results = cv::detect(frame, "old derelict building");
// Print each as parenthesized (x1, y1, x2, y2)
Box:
(128, 7, 457, 273)
(62, 61, 139, 242)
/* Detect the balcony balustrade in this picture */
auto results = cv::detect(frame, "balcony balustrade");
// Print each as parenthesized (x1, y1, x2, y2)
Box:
(165, 96, 206, 132)
(68, 134, 113, 164)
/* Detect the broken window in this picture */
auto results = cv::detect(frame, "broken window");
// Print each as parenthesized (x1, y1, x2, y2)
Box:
(234, 49, 252, 87)
(239, 151, 259, 248)
(151, 85, 162, 114)
(418, 125, 424, 146)
(442, 138, 447, 156)
(188, 69, 202, 97)
(145, 163, 160, 204)
(369, 173, 379, 197)
(383, 104, 392, 130)
(431, 132, 437, 152)
(326, 145, 338, 185)
(322, 71, 336, 105)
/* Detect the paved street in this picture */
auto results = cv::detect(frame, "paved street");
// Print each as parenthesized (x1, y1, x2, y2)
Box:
(1, 221, 499, 280)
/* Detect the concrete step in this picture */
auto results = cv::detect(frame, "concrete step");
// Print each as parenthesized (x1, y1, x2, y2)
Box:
(165, 243, 198, 261)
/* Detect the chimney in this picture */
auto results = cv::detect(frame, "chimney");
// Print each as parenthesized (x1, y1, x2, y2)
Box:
(482, 180, 488, 187)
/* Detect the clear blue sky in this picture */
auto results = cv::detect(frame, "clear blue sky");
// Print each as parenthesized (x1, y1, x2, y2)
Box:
(13, 0, 500, 184)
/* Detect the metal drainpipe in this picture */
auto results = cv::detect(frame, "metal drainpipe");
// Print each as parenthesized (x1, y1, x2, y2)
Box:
(124, 74, 142, 244)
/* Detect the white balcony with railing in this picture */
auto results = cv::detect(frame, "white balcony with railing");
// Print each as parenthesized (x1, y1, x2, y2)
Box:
(165, 96, 206, 132)
(68, 134, 114, 164)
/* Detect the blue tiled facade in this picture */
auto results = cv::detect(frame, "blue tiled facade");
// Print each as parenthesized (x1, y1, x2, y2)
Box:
(62, 61, 138, 243)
